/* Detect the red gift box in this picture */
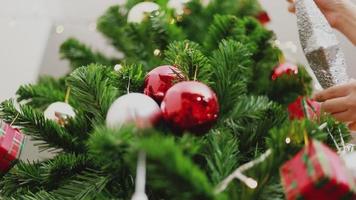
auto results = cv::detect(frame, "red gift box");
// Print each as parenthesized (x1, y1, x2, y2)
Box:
(280, 140, 356, 200)
(0, 122, 25, 172)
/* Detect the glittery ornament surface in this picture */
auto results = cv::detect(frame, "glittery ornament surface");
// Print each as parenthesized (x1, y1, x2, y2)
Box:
(295, 0, 349, 88)
(161, 81, 219, 135)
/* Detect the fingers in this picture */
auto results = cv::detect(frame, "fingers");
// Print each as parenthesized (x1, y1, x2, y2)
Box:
(332, 110, 356, 122)
(348, 122, 356, 131)
(321, 97, 349, 114)
(288, 4, 296, 13)
(287, 0, 296, 13)
(314, 84, 352, 102)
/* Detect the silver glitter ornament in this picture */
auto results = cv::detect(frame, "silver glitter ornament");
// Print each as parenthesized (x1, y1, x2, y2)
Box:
(106, 93, 161, 129)
(295, 0, 349, 88)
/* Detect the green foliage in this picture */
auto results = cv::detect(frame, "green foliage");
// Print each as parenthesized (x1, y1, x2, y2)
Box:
(204, 129, 240, 185)
(110, 64, 146, 94)
(0, 154, 89, 197)
(66, 64, 119, 124)
(209, 40, 252, 114)
(97, 5, 132, 55)
(165, 40, 210, 82)
(0, 100, 83, 152)
(50, 170, 110, 200)
(60, 38, 117, 70)
(16, 77, 66, 110)
(87, 126, 134, 172)
(138, 134, 215, 200)
(204, 15, 240, 52)
(268, 66, 313, 105)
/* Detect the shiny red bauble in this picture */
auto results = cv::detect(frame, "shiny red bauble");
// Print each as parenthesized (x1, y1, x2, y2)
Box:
(161, 81, 219, 135)
(272, 63, 298, 80)
(288, 96, 321, 120)
(144, 65, 183, 103)
(256, 11, 271, 25)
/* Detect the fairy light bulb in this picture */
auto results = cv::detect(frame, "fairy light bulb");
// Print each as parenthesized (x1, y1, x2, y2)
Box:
(153, 49, 161, 56)
(114, 64, 123, 71)
(285, 137, 291, 144)
(246, 178, 258, 189)
(56, 25, 64, 34)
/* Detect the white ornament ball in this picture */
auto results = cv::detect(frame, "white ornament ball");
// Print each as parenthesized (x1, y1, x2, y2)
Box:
(106, 93, 161, 129)
(343, 152, 356, 178)
(44, 102, 76, 126)
(167, 0, 190, 15)
(127, 2, 160, 23)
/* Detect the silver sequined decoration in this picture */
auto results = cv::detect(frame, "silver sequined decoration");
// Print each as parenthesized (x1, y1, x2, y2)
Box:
(295, 0, 349, 88)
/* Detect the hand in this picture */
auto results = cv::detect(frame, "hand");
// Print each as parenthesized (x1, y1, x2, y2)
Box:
(287, 0, 346, 27)
(314, 82, 356, 130)
(287, 0, 356, 44)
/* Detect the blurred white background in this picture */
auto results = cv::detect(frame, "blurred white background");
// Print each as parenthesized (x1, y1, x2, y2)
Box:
(0, 0, 355, 160)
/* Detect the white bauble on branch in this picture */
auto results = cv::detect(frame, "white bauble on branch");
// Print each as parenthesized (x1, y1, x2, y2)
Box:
(106, 93, 161, 129)
(44, 102, 76, 126)
(127, 2, 160, 23)
(167, 0, 190, 15)
(343, 152, 356, 178)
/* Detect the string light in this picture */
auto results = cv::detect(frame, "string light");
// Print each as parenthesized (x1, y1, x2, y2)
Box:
(114, 64, 123, 71)
(170, 18, 176, 24)
(56, 25, 64, 34)
(154, 49, 161, 56)
(246, 178, 258, 189)
(215, 149, 271, 194)
(285, 137, 291, 144)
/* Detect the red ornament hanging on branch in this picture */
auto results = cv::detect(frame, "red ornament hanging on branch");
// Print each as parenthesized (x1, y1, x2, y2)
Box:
(256, 11, 271, 25)
(280, 139, 356, 200)
(272, 62, 299, 81)
(161, 81, 219, 135)
(288, 96, 320, 120)
(0, 121, 25, 173)
(144, 65, 184, 103)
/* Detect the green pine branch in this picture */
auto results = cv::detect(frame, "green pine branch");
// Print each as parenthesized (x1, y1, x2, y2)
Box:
(97, 5, 134, 55)
(209, 40, 253, 114)
(0, 100, 83, 152)
(137, 134, 216, 200)
(164, 40, 210, 82)
(51, 169, 110, 200)
(66, 64, 119, 124)
(204, 129, 240, 185)
(16, 77, 66, 110)
(60, 38, 118, 70)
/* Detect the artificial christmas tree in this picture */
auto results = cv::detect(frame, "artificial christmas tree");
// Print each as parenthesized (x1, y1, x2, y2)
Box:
(0, 0, 353, 199)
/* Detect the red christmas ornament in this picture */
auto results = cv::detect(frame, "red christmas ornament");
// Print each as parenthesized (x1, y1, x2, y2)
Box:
(144, 65, 183, 103)
(256, 11, 271, 25)
(288, 96, 321, 120)
(280, 139, 356, 200)
(0, 122, 25, 172)
(161, 81, 219, 135)
(272, 63, 298, 80)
